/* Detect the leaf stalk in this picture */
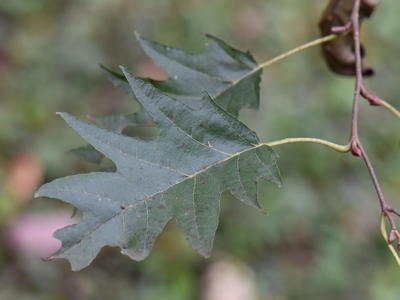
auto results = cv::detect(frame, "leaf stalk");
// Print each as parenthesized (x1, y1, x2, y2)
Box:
(256, 34, 338, 70)
(266, 138, 350, 153)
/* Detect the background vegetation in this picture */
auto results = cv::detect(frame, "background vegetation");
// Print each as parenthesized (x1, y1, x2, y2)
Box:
(1, 0, 399, 299)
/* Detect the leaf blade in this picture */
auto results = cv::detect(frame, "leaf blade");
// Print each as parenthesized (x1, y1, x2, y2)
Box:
(35, 71, 281, 271)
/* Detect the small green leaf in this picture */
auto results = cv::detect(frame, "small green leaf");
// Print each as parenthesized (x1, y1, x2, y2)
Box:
(35, 70, 280, 271)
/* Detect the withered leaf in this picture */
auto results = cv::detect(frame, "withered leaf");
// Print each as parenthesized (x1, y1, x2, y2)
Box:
(319, 0, 380, 76)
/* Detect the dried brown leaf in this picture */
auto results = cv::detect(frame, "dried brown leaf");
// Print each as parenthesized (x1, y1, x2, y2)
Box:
(319, 0, 380, 76)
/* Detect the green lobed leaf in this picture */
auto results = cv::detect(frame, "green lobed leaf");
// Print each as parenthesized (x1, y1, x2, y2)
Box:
(78, 33, 263, 167)
(101, 32, 262, 118)
(35, 69, 280, 271)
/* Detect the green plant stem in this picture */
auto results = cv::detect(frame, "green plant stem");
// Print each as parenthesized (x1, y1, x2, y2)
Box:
(257, 34, 338, 70)
(266, 137, 350, 152)
(232, 34, 338, 86)
(379, 100, 400, 119)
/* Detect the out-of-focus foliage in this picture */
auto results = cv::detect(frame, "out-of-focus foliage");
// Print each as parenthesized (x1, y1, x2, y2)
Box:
(1, 0, 399, 299)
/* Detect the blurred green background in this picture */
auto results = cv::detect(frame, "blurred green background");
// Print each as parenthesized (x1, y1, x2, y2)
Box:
(1, 0, 400, 299)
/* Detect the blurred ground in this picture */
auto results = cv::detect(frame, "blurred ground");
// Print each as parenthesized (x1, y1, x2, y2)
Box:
(1, 0, 400, 299)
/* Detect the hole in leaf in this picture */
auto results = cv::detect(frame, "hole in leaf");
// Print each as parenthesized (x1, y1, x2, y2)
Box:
(121, 126, 159, 140)
(99, 156, 116, 172)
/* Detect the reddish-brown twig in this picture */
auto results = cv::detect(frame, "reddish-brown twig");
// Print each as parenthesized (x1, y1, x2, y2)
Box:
(348, 0, 400, 256)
